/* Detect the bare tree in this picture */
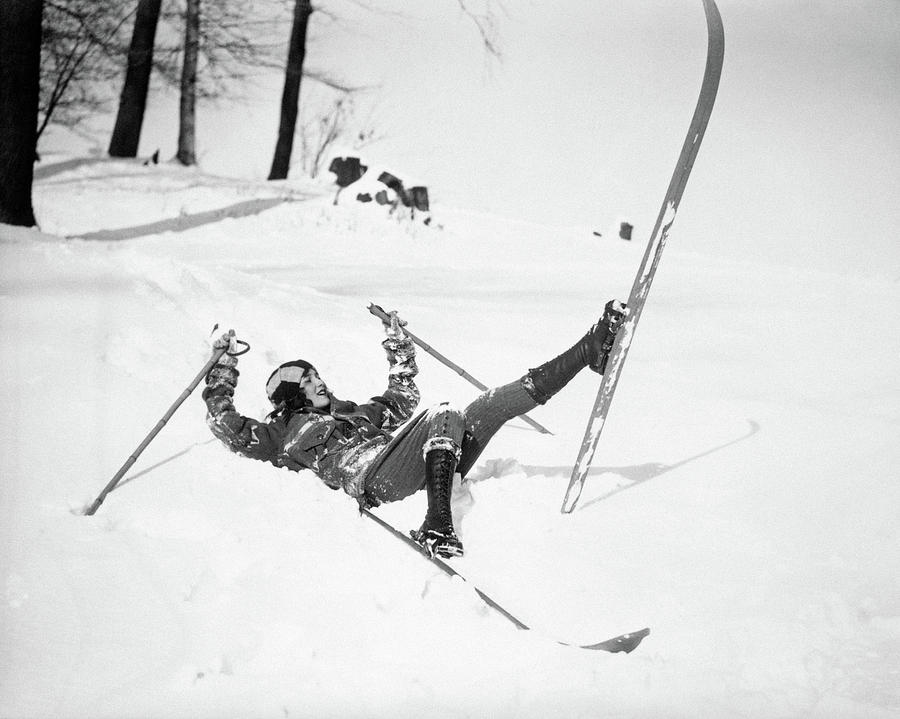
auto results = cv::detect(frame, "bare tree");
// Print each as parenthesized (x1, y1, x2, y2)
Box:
(38, 0, 133, 144)
(175, 0, 200, 165)
(108, 0, 163, 157)
(0, 0, 43, 226)
(192, 0, 286, 92)
(298, 93, 379, 178)
(267, 0, 503, 182)
(300, 93, 346, 179)
(159, 0, 289, 167)
(268, 0, 312, 180)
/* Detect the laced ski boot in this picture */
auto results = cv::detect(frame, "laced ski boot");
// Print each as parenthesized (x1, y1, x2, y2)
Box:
(523, 299, 627, 405)
(589, 299, 628, 373)
(410, 448, 464, 558)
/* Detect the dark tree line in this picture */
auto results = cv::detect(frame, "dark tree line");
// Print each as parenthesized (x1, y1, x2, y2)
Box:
(0, 0, 503, 228)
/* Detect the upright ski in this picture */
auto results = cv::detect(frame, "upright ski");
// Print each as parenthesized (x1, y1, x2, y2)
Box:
(562, 0, 725, 513)
(361, 508, 650, 653)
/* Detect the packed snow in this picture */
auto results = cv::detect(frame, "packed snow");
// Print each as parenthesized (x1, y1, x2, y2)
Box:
(3, 0, 900, 714)
(1, 157, 897, 719)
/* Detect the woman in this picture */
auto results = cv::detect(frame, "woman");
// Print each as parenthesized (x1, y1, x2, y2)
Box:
(203, 301, 626, 558)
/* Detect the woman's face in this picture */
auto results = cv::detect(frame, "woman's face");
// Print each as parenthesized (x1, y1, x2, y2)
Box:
(300, 369, 331, 409)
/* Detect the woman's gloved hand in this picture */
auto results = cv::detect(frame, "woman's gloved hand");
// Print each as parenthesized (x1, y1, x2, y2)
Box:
(211, 330, 240, 368)
(380, 309, 408, 341)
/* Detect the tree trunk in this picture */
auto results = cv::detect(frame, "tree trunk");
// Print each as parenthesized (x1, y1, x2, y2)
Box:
(176, 0, 200, 166)
(108, 0, 162, 157)
(0, 0, 42, 227)
(268, 0, 312, 181)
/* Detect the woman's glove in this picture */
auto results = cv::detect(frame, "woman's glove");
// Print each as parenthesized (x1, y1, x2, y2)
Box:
(377, 310, 417, 384)
(205, 330, 240, 397)
(211, 330, 240, 367)
(380, 309, 408, 341)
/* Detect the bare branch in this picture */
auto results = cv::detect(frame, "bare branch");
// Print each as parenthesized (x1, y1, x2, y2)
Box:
(456, 0, 502, 59)
(39, 0, 137, 138)
(303, 68, 369, 93)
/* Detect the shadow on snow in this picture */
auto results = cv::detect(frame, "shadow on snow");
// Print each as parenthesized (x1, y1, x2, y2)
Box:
(470, 419, 761, 509)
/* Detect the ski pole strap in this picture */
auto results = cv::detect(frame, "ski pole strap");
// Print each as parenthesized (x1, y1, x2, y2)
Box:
(227, 339, 250, 356)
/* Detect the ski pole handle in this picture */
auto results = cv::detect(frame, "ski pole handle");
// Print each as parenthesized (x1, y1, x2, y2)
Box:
(84, 333, 248, 516)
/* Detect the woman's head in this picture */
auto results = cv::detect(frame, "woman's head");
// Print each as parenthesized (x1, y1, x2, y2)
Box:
(266, 360, 331, 412)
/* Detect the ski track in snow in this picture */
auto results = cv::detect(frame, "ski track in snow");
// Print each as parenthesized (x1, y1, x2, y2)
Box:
(1, 160, 898, 718)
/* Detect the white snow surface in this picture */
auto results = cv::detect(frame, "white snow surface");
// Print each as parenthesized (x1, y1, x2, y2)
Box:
(1, 159, 899, 718)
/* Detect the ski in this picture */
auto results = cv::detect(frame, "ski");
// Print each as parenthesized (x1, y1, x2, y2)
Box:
(361, 507, 649, 653)
(562, 0, 725, 513)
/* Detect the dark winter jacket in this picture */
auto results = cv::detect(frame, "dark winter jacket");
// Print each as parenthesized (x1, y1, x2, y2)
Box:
(202, 336, 419, 500)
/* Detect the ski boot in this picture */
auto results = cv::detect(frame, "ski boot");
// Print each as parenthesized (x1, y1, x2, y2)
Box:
(523, 299, 628, 404)
(589, 299, 628, 373)
(410, 448, 464, 559)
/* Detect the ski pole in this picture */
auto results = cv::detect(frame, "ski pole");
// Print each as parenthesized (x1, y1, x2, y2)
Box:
(368, 303, 552, 435)
(84, 331, 249, 516)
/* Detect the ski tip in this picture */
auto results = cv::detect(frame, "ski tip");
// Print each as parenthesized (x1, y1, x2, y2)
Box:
(581, 627, 650, 653)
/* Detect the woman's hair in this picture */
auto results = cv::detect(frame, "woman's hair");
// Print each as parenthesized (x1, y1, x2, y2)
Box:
(266, 393, 312, 420)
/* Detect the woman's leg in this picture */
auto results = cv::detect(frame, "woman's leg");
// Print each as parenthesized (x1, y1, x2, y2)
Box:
(458, 380, 537, 477)
(364, 403, 466, 505)
(458, 299, 627, 476)
(364, 402, 467, 557)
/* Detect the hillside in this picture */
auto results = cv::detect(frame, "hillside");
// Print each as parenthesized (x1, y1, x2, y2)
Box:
(1, 159, 898, 718)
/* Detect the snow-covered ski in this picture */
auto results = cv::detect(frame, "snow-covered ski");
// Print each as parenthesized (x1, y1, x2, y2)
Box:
(361, 507, 650, 653)
(562, 0, 725, 513)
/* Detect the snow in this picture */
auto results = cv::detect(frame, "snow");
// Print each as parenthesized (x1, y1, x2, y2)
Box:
(3, 0, 900, 714)
(1, 157, 898, 719)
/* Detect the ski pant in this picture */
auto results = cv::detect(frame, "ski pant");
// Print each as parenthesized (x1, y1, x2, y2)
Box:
(362, 378, 537, 505)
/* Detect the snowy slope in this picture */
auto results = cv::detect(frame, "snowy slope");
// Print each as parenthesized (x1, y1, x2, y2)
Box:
(1, 159, 898, 718)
